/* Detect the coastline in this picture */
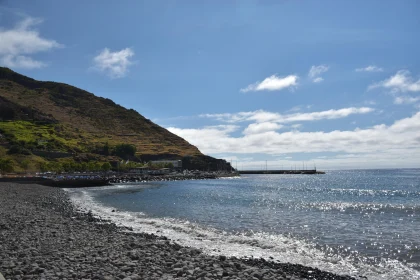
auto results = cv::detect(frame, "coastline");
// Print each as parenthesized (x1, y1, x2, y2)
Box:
(0, 172, 240, 188)
(0, 182, 356, 280)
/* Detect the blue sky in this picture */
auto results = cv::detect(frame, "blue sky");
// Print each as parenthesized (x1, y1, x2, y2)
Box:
(1, 0, 419, 169)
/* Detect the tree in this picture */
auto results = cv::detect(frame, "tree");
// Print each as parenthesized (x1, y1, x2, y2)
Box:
(164, 162, 174, 169)
(113, 144, 136, 159)
(0, 158, 14, 173)
(7, 145, 31, 155)
(94, 162, 102, 171)
(39, 162, 49, 172)
(80, 162, 88, 171)
(103, 142, 110, 156)
(101, 162, 111, 172)
(48, 162, 63, 173)
(87, 161, 96, 172)
(20, 159, 31, 171)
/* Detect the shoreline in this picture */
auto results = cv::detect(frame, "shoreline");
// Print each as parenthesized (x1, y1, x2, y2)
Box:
(0, 172, 240, 188)
(0, 182, 357, 280)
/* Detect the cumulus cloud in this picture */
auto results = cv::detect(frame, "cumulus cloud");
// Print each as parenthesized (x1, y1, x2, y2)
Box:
(167, 112, 420, 161)
(1, 55, 46, 69)
(308, 65, 329, 82)
(167, 125, 239, 154)
(286, 106, 302, 113)
(291, 124, 302, 129)
(369, 70, 420, 93)
(0, 16, 62, 69)
(355, 65, 383, 72)
(240, 74, 298, 92)
(92, 48, 134, 78)
(282, 107, 374, 122)
(200, 107, 374, 124)
(243, 122, 283, 135)
(394, 96, 420, 105)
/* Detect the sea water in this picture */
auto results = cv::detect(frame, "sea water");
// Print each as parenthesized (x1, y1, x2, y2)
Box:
(65, 169, 420, 279)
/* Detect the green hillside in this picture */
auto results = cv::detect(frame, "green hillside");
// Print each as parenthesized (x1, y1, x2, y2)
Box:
(0, 67, 228, 173)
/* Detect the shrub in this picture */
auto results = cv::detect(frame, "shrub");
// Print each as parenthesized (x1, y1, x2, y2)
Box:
(113, 144, 136, 158)
(0, 158, 14, 173)
(7, 145, 31, 155)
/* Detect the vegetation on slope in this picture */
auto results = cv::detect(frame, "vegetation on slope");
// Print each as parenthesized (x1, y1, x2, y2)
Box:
(0, 67, 231, 174)
(0, 67, 201, 156)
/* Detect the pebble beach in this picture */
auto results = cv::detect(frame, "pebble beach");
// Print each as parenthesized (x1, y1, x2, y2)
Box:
(0, 182, 356, 280)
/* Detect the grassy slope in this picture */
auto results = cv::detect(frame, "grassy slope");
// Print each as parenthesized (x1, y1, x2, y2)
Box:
(0, 67, 202, 159)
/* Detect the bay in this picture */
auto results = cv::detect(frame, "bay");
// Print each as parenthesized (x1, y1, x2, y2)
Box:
(66, 169, 420, 280)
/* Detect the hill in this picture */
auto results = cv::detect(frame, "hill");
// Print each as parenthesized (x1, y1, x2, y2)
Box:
(0, 67, 230, 173)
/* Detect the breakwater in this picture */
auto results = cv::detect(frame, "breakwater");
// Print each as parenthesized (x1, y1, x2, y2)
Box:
(239, 169, 325, 174)
(107, 172, 238, 185)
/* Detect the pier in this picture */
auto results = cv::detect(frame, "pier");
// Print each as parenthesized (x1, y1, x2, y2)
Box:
(239, 169, 325, 174)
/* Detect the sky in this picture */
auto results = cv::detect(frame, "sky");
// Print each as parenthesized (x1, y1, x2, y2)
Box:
(0, 0, 419, 170)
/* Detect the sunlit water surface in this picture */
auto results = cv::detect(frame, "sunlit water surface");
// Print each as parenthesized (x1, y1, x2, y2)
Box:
(66, 169, 420, 280)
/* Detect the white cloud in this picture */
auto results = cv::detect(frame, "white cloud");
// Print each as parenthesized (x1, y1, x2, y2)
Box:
(286, 106, 302, 113)
(394, 96, 420, 105)
(291, 124, 302, 129)
(0, 16, 62, 69)
(355, 65, 383, 72)
(308, 65, 329, 82)
(364, 100, 376, 105)
(201, 107, 374, 124)
(167, 112, 420, 168)
(283, 107, 373, 122)
(243, 122, 283, 135)
(240, 74, 298, 92)
(92, 48, 134, 78)
(167, 125, 239, 154)
(369, 70, 420, 93)
(1, 54, 46, 69)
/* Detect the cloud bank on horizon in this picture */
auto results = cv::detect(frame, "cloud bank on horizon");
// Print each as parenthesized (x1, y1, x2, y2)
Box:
(1, 1, 419, 169)
(168, 110, 420, 169)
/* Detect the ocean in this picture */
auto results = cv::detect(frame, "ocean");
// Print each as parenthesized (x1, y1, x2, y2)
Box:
(66, 169, 420, 280)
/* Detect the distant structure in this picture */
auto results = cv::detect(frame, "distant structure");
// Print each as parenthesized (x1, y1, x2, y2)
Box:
(150, 160, 182, 170)
(128, 166, 150, 175)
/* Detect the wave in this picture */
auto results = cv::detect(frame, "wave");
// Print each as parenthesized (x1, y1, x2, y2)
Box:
(279, 186, 420, 198)
(324, 188, 420, 197)
(66, 188, 420, 280)
(294, 201, 420, 213)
